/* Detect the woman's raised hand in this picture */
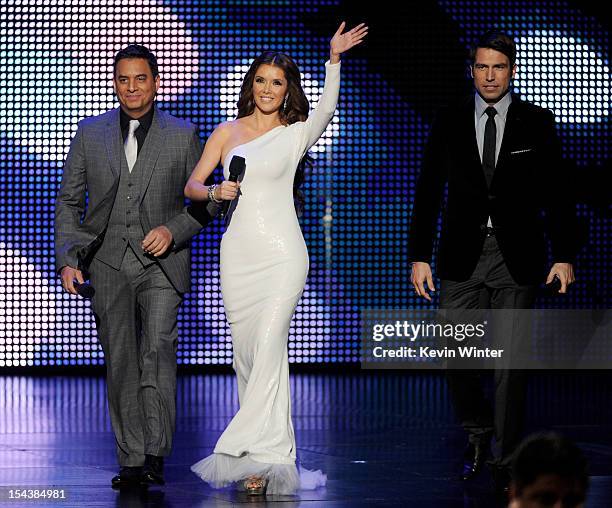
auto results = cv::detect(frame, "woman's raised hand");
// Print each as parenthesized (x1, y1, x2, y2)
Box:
(330, 21, 368, 59)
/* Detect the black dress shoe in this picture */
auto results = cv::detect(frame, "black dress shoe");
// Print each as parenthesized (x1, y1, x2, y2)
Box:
(461, 441, 489, 481)
(111, 466, 143, 488)
(140, 454, 165, 486)
(492, 466, 511, 497)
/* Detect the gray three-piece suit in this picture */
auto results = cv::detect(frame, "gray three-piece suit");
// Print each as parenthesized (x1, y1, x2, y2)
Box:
(55, 106, 211, 466)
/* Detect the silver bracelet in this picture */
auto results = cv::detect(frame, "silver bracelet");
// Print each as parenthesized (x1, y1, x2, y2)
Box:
(208, 184, 222, 204)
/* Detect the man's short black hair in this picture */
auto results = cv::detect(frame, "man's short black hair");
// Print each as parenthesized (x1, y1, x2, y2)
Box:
(512, 432, 589, 498)
(114, 44, 159, 78)
(470, 30, 517, 68)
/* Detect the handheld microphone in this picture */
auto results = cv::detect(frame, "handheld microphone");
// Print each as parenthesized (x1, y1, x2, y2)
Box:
(543, 275, 562, 295)
(74, 281, 95, 299)
(220, 155, 246, 219)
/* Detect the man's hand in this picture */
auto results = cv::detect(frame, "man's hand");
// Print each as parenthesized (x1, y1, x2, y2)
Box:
(411, 262, 436, 302)
(60, 266, 84, 295)
(142, 225, 173, 257)
(546, 263, 575, 294)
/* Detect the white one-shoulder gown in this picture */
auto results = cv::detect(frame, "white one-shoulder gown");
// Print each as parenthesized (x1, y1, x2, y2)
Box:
(191, 61, 340, 495)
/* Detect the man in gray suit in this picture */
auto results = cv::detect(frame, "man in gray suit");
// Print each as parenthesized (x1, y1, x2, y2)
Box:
(55, 45, 212, 488)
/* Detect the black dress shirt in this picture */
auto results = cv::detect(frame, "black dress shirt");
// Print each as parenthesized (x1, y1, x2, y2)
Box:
(120, 105, 155, 154)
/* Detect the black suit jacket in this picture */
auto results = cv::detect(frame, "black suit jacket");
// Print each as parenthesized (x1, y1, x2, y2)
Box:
(407, 95, 576, 285)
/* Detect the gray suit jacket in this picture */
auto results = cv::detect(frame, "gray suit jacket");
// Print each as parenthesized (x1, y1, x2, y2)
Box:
(54, 106, 213, 293)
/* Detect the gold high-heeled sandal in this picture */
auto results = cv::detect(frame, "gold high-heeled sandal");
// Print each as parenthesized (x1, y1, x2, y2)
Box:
(244, 475, 267, 496)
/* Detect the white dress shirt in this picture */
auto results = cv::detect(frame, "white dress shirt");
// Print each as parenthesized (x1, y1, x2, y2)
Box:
(474, 91, 512, 227)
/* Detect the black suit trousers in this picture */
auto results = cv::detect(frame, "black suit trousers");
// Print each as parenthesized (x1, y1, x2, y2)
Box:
(440, 235, 537, 468)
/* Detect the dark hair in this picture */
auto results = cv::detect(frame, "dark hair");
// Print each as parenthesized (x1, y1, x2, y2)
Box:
(512, 432, 589, 501)
(470, 30, 517, 68)
(114, 44, 159, 78)
(236, 51, 312, 214)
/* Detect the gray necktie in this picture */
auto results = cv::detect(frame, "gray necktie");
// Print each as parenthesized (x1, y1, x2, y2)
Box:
(124, 119, 140, 173)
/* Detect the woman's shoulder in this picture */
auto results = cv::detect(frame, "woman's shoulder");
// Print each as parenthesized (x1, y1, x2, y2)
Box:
(286, 119, 305, 132)
(209, 120, 245, 144)
(215, 118, 257, 136)
(214, 119, 236, 134)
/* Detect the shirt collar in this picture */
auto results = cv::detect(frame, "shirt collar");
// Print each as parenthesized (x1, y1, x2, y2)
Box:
(475, 91, 512, 120)
(120, 104, 155, 133)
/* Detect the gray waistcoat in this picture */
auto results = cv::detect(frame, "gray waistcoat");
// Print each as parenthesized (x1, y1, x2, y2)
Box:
(94, 154, 154, 269)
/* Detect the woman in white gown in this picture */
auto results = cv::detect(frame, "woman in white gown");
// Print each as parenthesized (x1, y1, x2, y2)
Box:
(185, 22, 367, 495)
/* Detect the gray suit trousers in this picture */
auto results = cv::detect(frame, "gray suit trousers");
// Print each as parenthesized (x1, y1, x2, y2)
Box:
(89, 246, 182, 467)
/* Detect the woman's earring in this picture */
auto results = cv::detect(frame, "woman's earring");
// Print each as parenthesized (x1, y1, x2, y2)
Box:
(283, 95, 288, 112)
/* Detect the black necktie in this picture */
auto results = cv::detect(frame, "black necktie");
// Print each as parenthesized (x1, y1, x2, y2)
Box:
(482, 106, 497, 187)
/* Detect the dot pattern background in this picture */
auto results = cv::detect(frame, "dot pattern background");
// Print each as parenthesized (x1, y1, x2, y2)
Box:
(0, 1, 609, 367)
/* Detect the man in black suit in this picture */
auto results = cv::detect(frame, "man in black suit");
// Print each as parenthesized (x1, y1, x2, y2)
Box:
(407, 31, 576, 489)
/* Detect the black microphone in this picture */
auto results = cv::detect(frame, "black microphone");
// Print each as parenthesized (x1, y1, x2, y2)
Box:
(220, 155, 246, 219)
(74, 281, 95, 299)
(542, 275, 562, 296)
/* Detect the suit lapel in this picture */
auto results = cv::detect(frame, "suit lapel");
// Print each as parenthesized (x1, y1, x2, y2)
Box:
(491, 99, 520, 188)
(104, 108, 122, 178)
(137, 106, 165, 200)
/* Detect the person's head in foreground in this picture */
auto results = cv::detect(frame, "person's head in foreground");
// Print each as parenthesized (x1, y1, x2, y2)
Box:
(509, 432, 589, 508)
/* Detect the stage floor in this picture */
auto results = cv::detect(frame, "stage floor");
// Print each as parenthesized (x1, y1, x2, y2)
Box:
(0, 371, 611, 507)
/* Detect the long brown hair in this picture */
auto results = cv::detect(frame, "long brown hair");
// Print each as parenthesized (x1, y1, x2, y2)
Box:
(236, 51, 313, 214)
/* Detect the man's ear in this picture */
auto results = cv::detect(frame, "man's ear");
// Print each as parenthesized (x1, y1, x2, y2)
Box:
(155, 75, 161, 94)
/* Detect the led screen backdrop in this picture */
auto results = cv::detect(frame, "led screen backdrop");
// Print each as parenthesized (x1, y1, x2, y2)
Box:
(0, 1, 609, 367)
